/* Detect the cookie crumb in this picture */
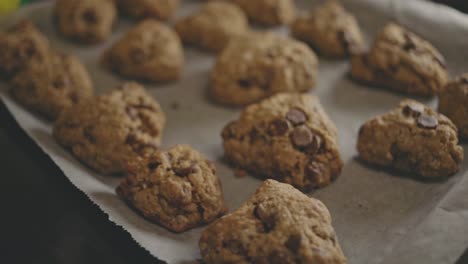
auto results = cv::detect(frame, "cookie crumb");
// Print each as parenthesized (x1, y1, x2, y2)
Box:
(234, 169, 247, 178)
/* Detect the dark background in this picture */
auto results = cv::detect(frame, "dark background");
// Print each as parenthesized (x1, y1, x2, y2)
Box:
(1, 1, 468, 263)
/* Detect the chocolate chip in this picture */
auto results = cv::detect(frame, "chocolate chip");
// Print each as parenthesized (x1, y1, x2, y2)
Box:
(305, 135, 322, 155)
(131, 49, 145, 64)
(254, 204, 275, 232)
(147, 161, 160, 171)
(286, 108, 307, 126)
(290, 126, 313, 148)
(83, 9, 98, 24)
(417, 114, 438, 129)
(402, 103, 424, 117)
(238, 79, 252, 89)
(268, 118, 289, 136)
(285, 234, 302, 253)
(173, 164, 198, 177)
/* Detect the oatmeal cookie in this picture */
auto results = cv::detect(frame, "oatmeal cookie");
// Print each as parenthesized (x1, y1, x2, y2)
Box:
(291, 0, 364, 57)
(175, 1, 248, 52)
(54, 0, 117, 44)
(53, 82, 166, 175)
(117, 144, 227, 232)
(0, 20, 50, 80)
(357, 99, 464, 178)
(211, 32, 318, 106)
(10, 52, 93, 120)
(350, 23, 448, 97)
(103, 19, 184, 83)
(200, 179, 346, 264)
(222, 93, 343, 191)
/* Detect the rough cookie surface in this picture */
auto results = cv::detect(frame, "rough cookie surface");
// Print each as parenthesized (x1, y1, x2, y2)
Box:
(291, 0, 364, 58)
(54, 0, 117, 44)
(117, 0, 179, 21)
(200, 179, 346, 264)
(0, 20, 50, 80)
(439, 74, 468, 140)
(211, 32, 318, 106)
(116, 144, 227, 232)
(231, 0, 295, 26)
(10, 52, 94, 120)
(222, 93, 343, 191)
(358, 100, 464, 178)
(53, 82, 166, 175)
(103, 19, 184, 83)
(175, 1, 248, 52)
(350, 23, 448, 97)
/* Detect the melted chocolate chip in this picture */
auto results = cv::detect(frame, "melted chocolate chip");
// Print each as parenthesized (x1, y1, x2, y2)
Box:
(83, 9, 98, 24)
(286, 108, 307, 126)
(268, 118, 290, 136)
(290, 126, 314, 148)
(173, 164, 198, 177)
(237, 79, 252, 89)
(305, 135, 322, 155)
(402, 103, 424, 117)
(254, 204, 275, 232)
(417, 114, 438, 129)
(147, 161, 160, 171)
(285, 234, 302, 252)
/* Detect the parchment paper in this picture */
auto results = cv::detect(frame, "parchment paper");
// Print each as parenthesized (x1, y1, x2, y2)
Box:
(1, 0, 468, 263)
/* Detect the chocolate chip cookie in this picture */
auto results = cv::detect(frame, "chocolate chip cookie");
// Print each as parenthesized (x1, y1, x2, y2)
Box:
(211, 32, 318, 106)
(116, 144, 227, 232)
(200, 179, 346, 264)
(0, 20, 50, 80)
(291, 0, 364, 58)
(175, 1, 248, 52)
(439, 74, 468, 140)
(358, 100, 464, 178)
(222, 93, 343, 191)
(350, 23, 448, 97)
(54, 0, 117, 44)
(231, 0, 295, 26)
(117, 0, 179, 21)
(10, 52, 94, 120)
(53, 82, 166, 175)
(103, 19, 184, 83)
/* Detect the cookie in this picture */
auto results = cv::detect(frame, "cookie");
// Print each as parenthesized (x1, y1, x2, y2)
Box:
(357, 100, 464, 178)
(232, 0, 295, 26)
(291, 0, 364, 58)
(222, 93, 343, 191)
(53, 82, 166, 175)
(54, 0, 117, 44)
(438, 74, 468, 140)
(103, 19, 184, 83)
(116, 144, 227, 232)
(116, 0, 179, 21)
(10, 52, 94, 120)
(0, 20, 50, 80)
(175, 1, 248, 52)
(350, 23, 448, 97)
(211, 32, 318, 106)
(200, 179, 346, 264)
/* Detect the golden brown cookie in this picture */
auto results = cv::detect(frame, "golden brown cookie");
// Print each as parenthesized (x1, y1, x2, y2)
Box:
(116, 144, 227, 232)
(231, 0, 295, 26)
(0, 20, 50, 80)
(439, 74, 468, 140)
(53, 82, 166, 175)
(358, 99, 464, 178)
(116, 0, 179, 21)
(103, 19, 184, 83)
(222, 93, 343, 191)
(291, 0, 364, 58)
(10, 52, 94, 120)
(175, 1, 248, 52)
(200, 179, 346, 264)
(54, 0, 117, 44)
(211, 32, 318, 106)
(350, 23, 448, 97)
